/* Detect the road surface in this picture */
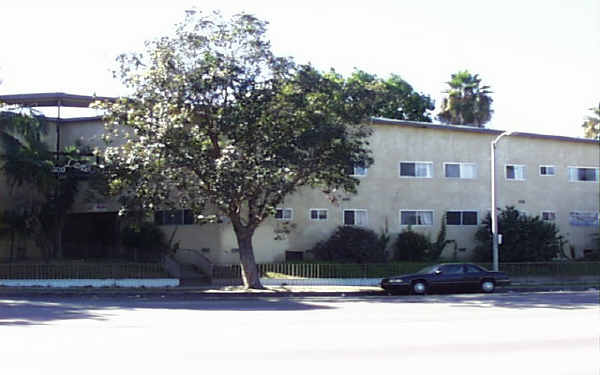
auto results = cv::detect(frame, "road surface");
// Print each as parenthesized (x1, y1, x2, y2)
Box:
(1, 291, 598, 374)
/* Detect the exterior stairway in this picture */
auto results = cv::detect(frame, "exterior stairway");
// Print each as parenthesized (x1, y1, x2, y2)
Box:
(162, 248, 213, 286)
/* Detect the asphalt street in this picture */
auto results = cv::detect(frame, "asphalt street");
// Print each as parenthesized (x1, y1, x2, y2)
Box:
(1, 291, 598, 374)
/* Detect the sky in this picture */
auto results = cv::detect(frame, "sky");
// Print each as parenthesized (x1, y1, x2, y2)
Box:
(0, 0, 598, 137)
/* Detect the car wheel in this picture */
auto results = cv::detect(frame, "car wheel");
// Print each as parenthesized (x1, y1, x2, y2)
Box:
(481, 280, 495, 293)
(412, 281, 427, 295)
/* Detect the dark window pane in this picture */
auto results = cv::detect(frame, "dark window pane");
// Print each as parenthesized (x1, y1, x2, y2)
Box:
(579, 168, 596, 181)
(446, 211, 461, 225)
(344, 210, 355, 225)
(401, 211, 416, 225)
(465, 264, 483, 273)
(164, 210, 183, 225)
(275, 209, 283, 219)
(183, 209, 194, 225)
(506, 165, 515, 179)
(311, 210, 318, 220)
(400, 162, 415, 176)
(445, 164, 460, 178)
(462, 211, 478, 225)
(154, 211, 164, 226)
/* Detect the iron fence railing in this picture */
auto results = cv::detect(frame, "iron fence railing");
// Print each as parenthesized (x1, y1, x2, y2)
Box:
(0, 262, 169, 279)
(212, 262, 600, 285)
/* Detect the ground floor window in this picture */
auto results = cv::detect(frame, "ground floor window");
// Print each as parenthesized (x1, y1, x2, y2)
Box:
(569, 211, 599, 226)
(154, 209, 195, 225)
(446, 211, 478, 225)
(275, 208, 294, 221)
(400, 210, 433, 226)
(310, 209, 328, 221)
(343, 209, 368, 226)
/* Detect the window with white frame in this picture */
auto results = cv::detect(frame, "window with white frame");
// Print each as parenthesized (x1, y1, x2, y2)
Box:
(343, 209, 368, 226)
(539, 165, 556, 176)
(275, 208, 293, 220)
(568, 167, 599, 182)
(506, 164, 527, 180)
(446, 211, 478, 226)
(399, 162, 433, 178)
(309, 209, 328, 221)
(350, 165, 367, 177)
(541, 211, 556, 221)
(154, 209, 195, 225)
(444, 162, 477, 179)
(400, 210, 434, 226)
(569, 211, 599, 226)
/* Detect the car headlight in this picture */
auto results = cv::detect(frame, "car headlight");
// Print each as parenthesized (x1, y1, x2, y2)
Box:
(388, 278, 404, 283)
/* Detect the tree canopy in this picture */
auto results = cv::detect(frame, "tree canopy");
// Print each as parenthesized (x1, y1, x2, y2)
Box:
(331, 70, 435, 122)
(98, 11, 378, 288)
(581, 102, 599, 140)
(438, 70, 493, 127)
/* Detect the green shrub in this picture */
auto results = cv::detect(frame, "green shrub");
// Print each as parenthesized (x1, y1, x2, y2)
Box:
(393, 228, 430, 261)
(121, 221, 167, 257)
(473, 206, 562, 262)
(311, 226, 387, 263)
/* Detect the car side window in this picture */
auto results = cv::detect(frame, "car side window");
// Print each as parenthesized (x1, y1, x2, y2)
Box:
(439, 265, 464, 274)
(465, 265, 483, 273)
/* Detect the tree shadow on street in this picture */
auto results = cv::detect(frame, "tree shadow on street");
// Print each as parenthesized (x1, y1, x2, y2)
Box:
(0, 295, 335, 326)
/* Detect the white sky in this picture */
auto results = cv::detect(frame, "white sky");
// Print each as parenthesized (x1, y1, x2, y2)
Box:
(0, 0, 598, 137)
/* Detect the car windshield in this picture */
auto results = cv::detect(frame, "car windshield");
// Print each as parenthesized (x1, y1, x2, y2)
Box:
(417, 265, 439, 274)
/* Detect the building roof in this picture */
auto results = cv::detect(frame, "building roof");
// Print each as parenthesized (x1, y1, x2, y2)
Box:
(0, 92, 115, 108)
(371, 117, 600, 145)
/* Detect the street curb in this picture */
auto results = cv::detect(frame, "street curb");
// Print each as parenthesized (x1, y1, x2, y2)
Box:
(0, 284, 597, 298)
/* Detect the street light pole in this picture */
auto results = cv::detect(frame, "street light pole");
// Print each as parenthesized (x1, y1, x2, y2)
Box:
(490, 131, 513, 271)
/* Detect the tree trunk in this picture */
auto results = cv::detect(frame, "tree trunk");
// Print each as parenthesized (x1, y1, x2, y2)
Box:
(235, 228, 264, 289)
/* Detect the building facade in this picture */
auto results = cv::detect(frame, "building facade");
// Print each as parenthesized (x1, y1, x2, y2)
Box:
(1, 94, 599, 263)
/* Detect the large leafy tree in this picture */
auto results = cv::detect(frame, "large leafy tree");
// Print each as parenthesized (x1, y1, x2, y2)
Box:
(581, 102, 599, 140)
(98, 11, 376, 289)
(333, 70, 435, 122)
(438, 70, 493, 127)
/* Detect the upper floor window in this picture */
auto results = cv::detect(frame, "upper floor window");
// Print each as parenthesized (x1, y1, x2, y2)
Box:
(154, 209, 195, 226)
(275, 208, 293, 221)
(568, 167, 599, 182)
(446, 211, 478, 226)
(399, 162, 433, 178)
(444, 162, 477, 179)
(539, 165, 556, 176)
(506, 164, 527, 180)
(343, 209, 368, 226)
(400, 210, 433, 226)
(309, 209, 328, 221)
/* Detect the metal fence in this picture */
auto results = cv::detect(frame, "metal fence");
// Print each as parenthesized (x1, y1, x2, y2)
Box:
(0, 262, 169, 279)
(212, 262, 600, 286)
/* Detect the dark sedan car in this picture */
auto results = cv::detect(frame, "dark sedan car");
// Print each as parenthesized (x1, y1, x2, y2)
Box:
(381, 263, 510, 294)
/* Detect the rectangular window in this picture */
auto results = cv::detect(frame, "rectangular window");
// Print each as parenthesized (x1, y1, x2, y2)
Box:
(400, 210, 434, 226)
(568, 167, 599, 182)
(346, 163, 367, 177)
(541, 211, 556, 221)
(539, 165, 556, 176)
(446, 211, 478, 226)
(275, 208, 293, 220)
(569, 212, 599, 226)
(444, 162, 477, 179)
(399, 162, 433, 178)
(343, 209, 368, 226)
(309, 209, 328, 221)
(506, 164, 527, 180)
(154, 209, 194, 226)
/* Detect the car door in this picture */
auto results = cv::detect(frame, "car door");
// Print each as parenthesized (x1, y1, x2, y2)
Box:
(463, 264, 485, 290)
(434, 264, 467, 292)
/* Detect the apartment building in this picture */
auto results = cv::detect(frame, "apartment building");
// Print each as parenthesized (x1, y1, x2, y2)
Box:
(1, 93, 599, 263)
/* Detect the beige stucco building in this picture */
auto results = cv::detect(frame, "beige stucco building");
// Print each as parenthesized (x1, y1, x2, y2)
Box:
(1, 93, 599, 263)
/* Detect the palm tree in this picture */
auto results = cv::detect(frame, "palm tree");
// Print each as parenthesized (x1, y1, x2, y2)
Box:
(582, 103, 599, 140)
(438, 70, 493, 128)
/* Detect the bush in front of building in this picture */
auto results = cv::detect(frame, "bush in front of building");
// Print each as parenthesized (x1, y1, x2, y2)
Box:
(393, 228, 430, 261)
(473, 206, 563, 262)
(311, 226, 387, 263)
(121, 222, 167, 261)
